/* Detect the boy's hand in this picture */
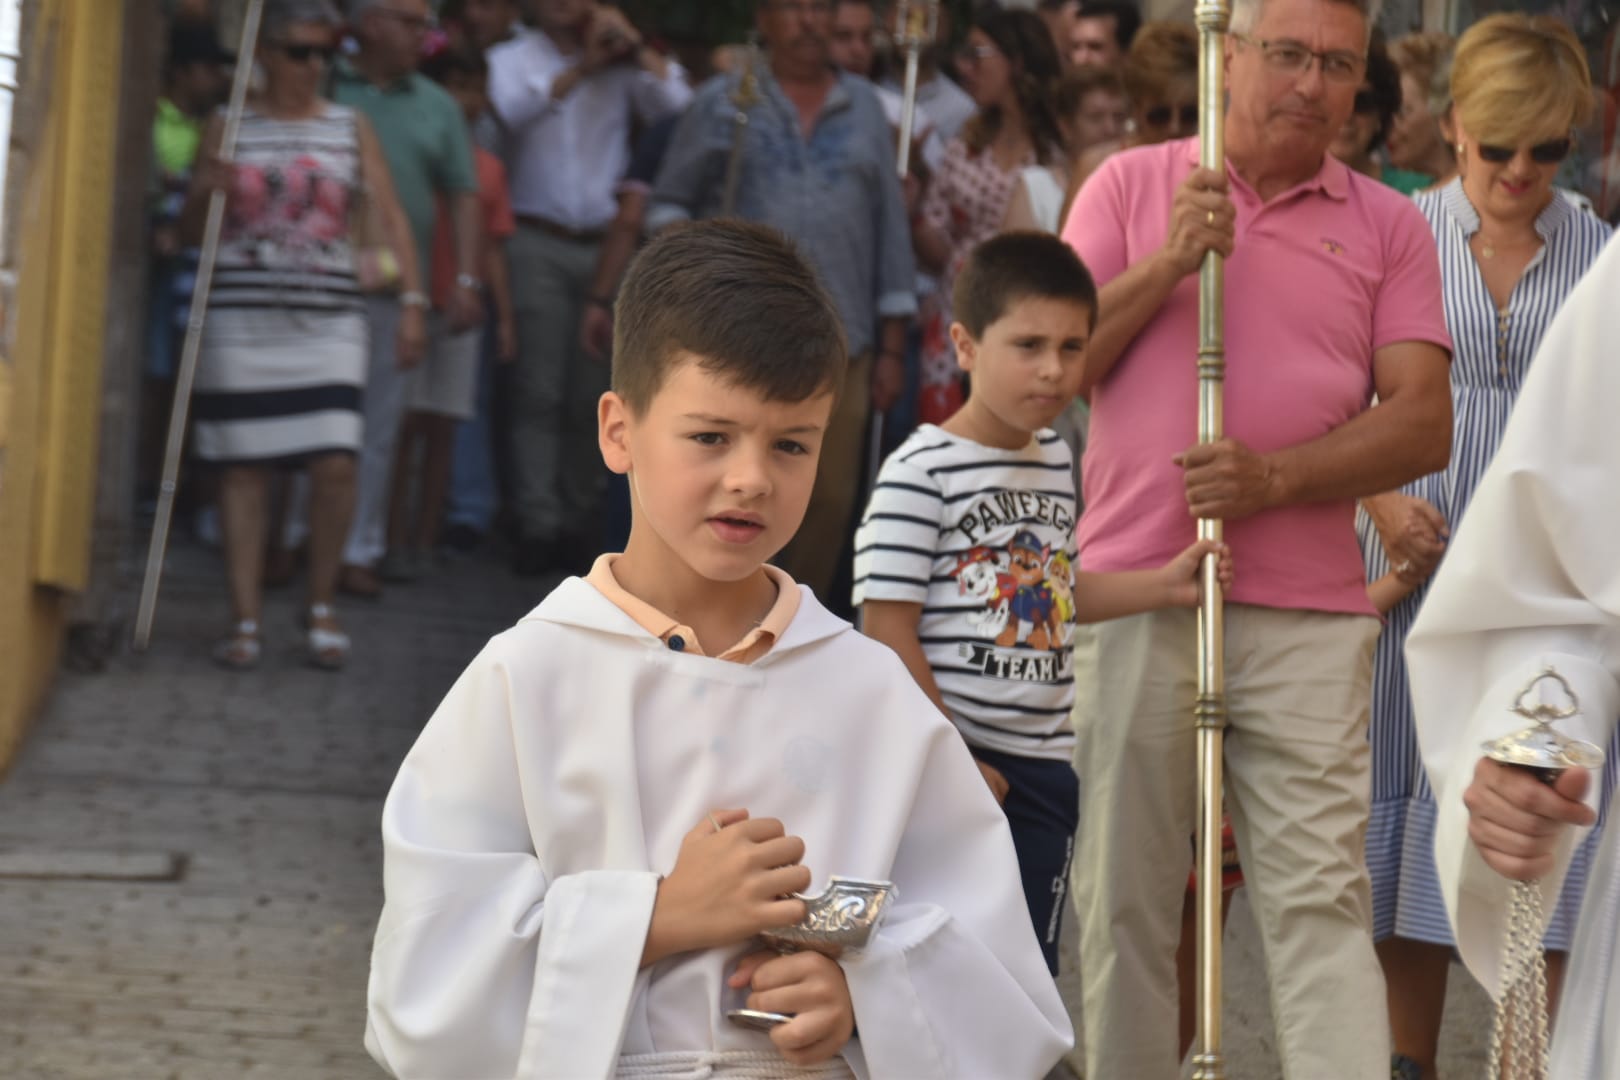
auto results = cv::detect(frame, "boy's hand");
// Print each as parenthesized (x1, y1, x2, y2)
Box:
(1160, 539, 1232, 607)
(975, 759, 1009, 804)
(729, 950, 856, 1067)
(641, 809, 810, 967)
(1464, 759, 1595, 881)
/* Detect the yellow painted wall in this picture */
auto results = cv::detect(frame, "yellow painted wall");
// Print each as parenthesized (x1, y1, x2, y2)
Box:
(0, 0, 124, 771)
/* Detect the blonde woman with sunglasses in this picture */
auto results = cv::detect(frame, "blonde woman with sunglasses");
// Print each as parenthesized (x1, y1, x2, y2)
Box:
(1356, 14, 1612, 1080)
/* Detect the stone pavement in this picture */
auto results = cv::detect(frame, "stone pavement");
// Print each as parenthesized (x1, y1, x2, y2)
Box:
(0, 537, 1494, 1079)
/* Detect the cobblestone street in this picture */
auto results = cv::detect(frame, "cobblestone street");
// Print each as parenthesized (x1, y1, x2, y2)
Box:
(0, 538, 1493, 1079)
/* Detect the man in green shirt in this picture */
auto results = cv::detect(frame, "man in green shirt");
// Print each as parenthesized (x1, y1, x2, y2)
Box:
(330, 0, 481, 597)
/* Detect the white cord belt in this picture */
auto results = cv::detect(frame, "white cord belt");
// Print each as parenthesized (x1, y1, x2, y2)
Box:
(616, 1050, 855, 1079)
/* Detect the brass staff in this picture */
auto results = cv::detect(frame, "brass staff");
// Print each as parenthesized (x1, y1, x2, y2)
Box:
(892, 0, 937, 179)
(1191, 0, 1231, 1076)
(133, 0, 267, 651)
(721, 35, 763, 218)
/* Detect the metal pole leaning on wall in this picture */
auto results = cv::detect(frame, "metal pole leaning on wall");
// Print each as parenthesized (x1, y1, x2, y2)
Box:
(1191, 0, 1230, 1076)
(133, 0, 265, 651)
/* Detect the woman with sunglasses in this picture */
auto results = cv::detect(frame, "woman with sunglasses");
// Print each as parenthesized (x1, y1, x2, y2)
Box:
(1356, 15, 1611, 1080)
(1061, 21, 1198, 203)
(181, 0, 421, 671)
(911, 8, 1063, 422)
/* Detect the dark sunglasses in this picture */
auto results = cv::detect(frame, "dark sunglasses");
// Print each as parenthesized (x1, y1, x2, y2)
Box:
(1477, 137, 1572, 165)
(278, 42, 337, 63)
(1353, 90, 1377, 115)
(1144, 103, 1199, 129)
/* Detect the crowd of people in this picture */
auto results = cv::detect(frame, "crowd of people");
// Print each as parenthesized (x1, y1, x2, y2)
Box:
(143, 0, 1620, 1077)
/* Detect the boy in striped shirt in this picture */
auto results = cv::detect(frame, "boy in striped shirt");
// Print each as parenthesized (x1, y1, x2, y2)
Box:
(853, 232, 1229, 972)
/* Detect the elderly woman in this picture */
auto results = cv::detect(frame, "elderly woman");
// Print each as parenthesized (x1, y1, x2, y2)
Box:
(1385, 31, 1456, 192)
(912, 7, 1063, 422)
(1356, 15, 1612, 1080)
(181, 0, 421, 671)
(1329, 33, 1403, 183)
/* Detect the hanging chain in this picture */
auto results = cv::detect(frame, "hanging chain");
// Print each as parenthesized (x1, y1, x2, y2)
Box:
(1487, 880, 1551, 1079)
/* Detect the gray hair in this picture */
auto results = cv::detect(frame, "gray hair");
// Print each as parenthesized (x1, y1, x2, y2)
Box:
(1228, 0, 1383, 44)
(263, 0, 343, 40)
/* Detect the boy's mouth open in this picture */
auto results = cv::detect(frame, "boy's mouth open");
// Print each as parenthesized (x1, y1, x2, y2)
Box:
(709, 512, 766, 544)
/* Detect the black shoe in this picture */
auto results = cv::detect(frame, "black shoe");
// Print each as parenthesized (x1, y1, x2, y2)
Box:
(1391, 1055, 1422, 1080)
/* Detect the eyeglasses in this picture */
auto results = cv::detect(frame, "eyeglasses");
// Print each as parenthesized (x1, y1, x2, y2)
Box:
(1476, 137, 1573, 165)
(957, 43, 997, 63)
(1232, 34, 1365, 85)
(1353, 90, 1377, 114)
(1143, 103, 1199, 130)
(277, 42, 337, 63)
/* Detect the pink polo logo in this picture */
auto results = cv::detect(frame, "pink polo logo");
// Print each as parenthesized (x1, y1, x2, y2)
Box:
(1320, 238, 1346, 255)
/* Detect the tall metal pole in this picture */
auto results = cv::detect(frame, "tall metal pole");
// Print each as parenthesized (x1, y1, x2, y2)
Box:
(1191, 0, 1230, 1076)
(893, 0, 937, 180)
(133, 0, 266, 651)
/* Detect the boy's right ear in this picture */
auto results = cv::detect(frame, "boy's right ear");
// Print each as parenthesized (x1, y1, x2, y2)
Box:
(949, 322, 977, 373)
(598, 391, 633, 476)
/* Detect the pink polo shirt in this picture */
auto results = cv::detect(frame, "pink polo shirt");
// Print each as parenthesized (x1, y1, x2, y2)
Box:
(1063, 137, 1450, 616)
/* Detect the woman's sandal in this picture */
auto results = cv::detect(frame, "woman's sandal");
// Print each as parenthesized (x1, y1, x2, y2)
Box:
(212, 619, 262, 671)
(306, 603, 351, 671)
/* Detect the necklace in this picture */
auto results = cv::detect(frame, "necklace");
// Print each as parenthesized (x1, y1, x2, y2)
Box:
(1479, 236, 1497, 259)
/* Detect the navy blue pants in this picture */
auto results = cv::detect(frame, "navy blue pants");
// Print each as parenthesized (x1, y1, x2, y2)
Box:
(973, 747, 1080, 975)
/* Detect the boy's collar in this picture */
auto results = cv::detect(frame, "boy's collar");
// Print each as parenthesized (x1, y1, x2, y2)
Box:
(526, 568, 848, 659)
(583, 555, 800, 661)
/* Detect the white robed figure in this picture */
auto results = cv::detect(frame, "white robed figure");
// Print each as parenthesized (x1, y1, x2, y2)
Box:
(1407, 235, 1620, 1079)
(362, 577, 1072, 1079)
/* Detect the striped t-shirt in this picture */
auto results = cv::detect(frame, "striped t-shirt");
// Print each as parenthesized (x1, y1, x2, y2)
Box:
(852, 425, 1079, 761)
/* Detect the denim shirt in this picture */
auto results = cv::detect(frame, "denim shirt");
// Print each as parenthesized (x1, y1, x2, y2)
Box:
(649, 68, 917, 355)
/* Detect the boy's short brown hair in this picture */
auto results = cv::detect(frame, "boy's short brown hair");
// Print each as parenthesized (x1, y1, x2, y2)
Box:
(612, 220, 849, 414)
(953, 231, 1099, 339)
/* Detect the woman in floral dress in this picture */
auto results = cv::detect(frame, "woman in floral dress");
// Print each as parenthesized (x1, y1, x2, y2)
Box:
(912, 8, 1062, 424)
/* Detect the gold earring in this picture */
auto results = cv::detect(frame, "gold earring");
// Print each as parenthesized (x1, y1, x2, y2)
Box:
(1456, 142, 1465, 157)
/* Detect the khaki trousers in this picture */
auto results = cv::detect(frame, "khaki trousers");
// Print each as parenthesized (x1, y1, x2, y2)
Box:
(1070, 604, 1389, 1080)
(775, 351, 871, 602)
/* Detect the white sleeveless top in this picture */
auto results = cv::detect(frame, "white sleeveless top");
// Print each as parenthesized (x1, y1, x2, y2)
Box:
(1019, 165, 1066, 233)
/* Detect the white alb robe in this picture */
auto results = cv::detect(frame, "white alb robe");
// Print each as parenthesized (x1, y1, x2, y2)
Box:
(1407, 235, 1620, 1079)
(363, 578, 1073, 1079)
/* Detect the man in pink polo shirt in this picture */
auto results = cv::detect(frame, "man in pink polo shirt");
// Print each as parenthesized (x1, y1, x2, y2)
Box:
(1059, 0, 1452, 1076)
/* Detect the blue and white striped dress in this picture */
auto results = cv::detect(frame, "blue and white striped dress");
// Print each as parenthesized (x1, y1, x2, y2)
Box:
(1357, 179, 1613, 946)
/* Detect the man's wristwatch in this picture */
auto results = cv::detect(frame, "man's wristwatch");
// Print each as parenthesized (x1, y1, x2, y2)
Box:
(455, 272, 484, 293)
(401, 290, 430, 311)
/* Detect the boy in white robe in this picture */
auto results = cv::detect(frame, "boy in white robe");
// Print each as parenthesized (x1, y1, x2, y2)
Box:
(363, 219, 1074, 1079)
(1406, 233, 1620, 1079)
